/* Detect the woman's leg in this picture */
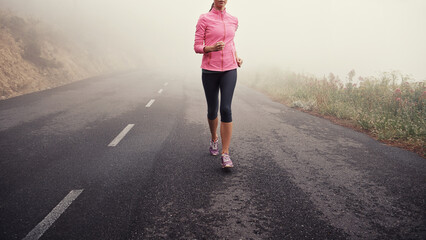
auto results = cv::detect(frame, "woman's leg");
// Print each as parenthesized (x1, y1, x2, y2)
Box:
(219, 69, 237, 154)
(202, 71, 221, 141)
(208, 118, 219, 141)
(220, 122, 232, 154)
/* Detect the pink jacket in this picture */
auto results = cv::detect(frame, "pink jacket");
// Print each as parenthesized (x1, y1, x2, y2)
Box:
(194, 8, 239, 72)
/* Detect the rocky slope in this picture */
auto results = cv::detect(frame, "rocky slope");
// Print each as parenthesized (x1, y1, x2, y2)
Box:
(0, 10, 140, 100)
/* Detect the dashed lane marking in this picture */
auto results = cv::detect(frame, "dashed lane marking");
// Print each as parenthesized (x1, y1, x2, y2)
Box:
(145, 99, 155, 108)
(22, 189, 84, 240)
(108, 124, 135, 147)
(158, 89, 163, 94)
(164, 82, 169, 86)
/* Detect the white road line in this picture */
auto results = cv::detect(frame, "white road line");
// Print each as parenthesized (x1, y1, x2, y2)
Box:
(145, 99, 155, 108)
(108, 124, 135, 147)
(23, 189, 84, 240)
(158, 89, 163, 94)
(164, 82, 169, 86)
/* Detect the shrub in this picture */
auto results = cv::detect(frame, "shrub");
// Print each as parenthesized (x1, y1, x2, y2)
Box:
(241, 69, 425, 154)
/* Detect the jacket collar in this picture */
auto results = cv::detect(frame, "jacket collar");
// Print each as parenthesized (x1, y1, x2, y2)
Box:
(210, 7, 226, 15)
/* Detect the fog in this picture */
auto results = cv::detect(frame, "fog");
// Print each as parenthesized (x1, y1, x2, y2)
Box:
(1, 0, 426, 80)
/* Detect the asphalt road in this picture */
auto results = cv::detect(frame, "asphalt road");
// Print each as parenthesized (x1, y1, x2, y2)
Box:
(0, 70, 425, 239)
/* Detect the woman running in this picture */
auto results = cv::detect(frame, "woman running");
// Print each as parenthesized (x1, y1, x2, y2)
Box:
(194, 0, 243, 168)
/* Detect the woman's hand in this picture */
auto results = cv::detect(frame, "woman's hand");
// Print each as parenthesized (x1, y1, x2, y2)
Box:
(204, 41, 225, 53)
(236, 57, 243, 67)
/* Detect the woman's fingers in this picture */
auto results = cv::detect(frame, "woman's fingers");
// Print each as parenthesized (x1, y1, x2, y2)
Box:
(210, 42, 225, 52)
(216, 42, 225, 50)
(237, 58, 243, 67)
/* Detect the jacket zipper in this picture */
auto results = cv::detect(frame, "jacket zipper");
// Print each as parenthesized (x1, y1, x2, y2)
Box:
(221, 11, 226, 71)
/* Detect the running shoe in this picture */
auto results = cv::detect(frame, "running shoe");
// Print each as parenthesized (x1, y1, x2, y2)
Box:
(221, 153, 234, 168)
(209, 138, 219, 156)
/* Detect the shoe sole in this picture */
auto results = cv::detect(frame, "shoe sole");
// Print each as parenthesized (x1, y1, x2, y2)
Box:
(222, 164, 234, 168)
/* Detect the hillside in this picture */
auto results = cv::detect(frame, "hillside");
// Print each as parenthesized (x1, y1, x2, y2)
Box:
(0, 10, 140, 100)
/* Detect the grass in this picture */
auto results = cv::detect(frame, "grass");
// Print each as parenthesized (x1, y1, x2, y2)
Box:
(241, 69, 425, 157)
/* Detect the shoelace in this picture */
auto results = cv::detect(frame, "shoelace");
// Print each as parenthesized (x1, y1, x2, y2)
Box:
(221, 154, 230, 161)
(211, 139, 218, 149)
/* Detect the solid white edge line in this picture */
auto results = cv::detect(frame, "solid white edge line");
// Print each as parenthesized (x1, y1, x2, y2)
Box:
(23, 189, 84, 240)
(108, 124, 135, 147)
(158, 89, 163, 94)
(145, 99, 155, 108)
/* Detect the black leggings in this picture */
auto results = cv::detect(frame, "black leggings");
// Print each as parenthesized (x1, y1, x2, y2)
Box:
(202, 69, 237, 123)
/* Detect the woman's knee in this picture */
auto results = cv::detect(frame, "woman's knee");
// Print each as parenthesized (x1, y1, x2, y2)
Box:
(220, 106, 232, 122)
(207, 111, 218, 120)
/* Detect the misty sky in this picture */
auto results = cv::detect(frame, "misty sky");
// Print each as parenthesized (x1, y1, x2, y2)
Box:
(1, 0, 426, 81)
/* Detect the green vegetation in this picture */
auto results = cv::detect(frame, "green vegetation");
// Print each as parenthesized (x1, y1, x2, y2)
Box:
(242, 69, 425, 156)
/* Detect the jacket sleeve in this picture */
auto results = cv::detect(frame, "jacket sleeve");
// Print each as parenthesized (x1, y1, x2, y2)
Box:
(194, 15, 206, 54)
(234, 17, 238, 52)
